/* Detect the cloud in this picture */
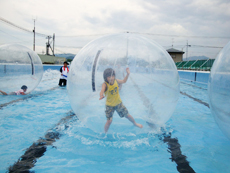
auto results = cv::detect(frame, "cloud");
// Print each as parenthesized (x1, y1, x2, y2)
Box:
(139, 0, 230, 36)
(0, 0, 229, 57)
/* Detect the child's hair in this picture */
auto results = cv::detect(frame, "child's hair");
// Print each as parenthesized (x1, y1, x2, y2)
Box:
(21, 85, 28, 90)
(103, 68, 116, 83)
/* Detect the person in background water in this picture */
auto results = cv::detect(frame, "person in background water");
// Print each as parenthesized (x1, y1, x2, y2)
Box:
(0, 85, 28, 95)
(59, 61, 69, 87)
(99, 67, 143, 133)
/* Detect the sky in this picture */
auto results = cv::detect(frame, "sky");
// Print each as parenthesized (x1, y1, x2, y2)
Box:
(0, 0, 230, 59)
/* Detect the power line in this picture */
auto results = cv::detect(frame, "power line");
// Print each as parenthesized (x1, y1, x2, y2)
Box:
(190, 45, 223, 48)
(132, 32, 230, 39)
(0, 28, 47, 45)
(56, 33, 109, 37)
(54, 47, 73, 54)
(0, 28, 30, 43)
(0, 17, 49, 37)
(1, 18, 229, 40)
(55, 45, 83, 49)
(47, 31, 230, 39)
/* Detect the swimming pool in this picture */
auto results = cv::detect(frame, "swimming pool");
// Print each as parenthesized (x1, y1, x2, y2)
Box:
(0, 67, 230, 172)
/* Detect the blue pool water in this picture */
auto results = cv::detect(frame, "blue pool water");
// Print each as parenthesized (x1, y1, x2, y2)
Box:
(0, 67, 230, 173)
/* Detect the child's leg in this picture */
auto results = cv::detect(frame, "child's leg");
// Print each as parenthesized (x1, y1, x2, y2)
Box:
(104, 105, 115, 133)
(104, 119, 112, 133)
(0, 90, 8, 95)
(117, 103, 143, 129)
(125, 114, 143, 128)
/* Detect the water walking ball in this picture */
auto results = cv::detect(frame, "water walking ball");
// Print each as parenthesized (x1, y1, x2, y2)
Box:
(67, 33, 180, 133)
(208, 41, 230, 140)
(0, 44, 43, 94)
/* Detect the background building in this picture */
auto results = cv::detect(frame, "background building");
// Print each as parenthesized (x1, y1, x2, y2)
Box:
(38, 54, 66, 64)
(167, 48, 185, 62)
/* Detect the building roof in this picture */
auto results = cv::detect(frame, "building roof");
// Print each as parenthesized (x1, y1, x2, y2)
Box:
(38, 54, 66, 64)
(167, 48, 185, 54)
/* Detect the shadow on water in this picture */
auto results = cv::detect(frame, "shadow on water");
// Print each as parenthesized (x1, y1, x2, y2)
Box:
(163, 133, 195, 173)
(8, 111, 195, 173)
(5, 73, 213, 172)
(180, 91, 209, 108)
(180, 81, 207, 90)
(8, 111, 77, 173)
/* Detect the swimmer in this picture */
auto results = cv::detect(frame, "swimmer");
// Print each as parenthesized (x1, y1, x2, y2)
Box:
(99, 67, 143, 133)
(0, 85, 28, 95)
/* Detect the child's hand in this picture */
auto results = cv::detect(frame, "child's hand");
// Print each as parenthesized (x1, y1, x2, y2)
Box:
(99, 95, 105, 100)
(126, 67, 130, 74)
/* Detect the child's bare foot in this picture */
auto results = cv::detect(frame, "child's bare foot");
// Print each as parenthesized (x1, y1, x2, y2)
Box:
(135, 123, 143, 128)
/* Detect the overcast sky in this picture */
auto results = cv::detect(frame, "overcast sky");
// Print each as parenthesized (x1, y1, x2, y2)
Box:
(0, 0, 230, 59)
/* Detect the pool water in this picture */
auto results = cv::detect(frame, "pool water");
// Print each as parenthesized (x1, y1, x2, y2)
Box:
(0, 69, 230, 173)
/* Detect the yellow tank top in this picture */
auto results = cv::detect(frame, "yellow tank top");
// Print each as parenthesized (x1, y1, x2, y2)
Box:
(105, 80, 122, 106)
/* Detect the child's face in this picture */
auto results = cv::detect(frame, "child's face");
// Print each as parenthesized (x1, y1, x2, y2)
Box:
(107, 75, 115, 84)
(23, 89, 27, 92)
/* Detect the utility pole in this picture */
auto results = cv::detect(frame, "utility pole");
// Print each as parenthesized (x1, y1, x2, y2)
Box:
(45, 34, 55, 56)
(53, 33, 55, 56)
(186, 40, 191, 61)
(46, 36, 52, 55)
(32, 18, 36, 51)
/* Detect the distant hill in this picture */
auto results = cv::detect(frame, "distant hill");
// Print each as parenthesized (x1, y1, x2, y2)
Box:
(185, 56, 210, 61)
(56, 54, 210, 61)
(55, 53, 76, 60)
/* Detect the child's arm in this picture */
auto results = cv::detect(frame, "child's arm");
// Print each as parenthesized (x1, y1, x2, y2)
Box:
(117, 67, 130, 84)
(0, 90, 8, 95)
(99, 83, 107, 100)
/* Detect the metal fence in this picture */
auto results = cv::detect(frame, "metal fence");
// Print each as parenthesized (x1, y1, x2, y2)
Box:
(175, 59, 215, 71)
